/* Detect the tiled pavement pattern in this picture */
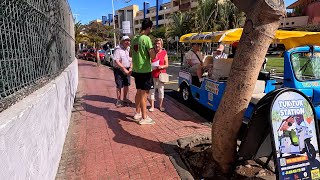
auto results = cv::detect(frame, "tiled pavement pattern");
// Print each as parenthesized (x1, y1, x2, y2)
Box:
(56, 60, 211, 180)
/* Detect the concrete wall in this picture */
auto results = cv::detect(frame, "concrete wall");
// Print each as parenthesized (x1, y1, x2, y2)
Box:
(0, 59, 78, 180)
(279, 16, 309, 29)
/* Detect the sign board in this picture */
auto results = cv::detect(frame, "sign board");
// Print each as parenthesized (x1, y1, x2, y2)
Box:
(271, 90, 320, 180)
(122, 21, 130, 34)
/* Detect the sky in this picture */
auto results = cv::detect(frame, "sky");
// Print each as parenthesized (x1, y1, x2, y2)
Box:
(68, 0, 297, 24)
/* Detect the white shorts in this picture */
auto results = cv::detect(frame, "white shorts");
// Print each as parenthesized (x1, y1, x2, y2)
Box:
(150, 78, 164, 99)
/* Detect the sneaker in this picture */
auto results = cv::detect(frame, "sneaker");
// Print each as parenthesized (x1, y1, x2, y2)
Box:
(148, 107, 154, 112)
(116, 100, 123, 107)
(159, 107, 165, 112)
(133, 113, 142, 120)
(139, 116, 155, 125)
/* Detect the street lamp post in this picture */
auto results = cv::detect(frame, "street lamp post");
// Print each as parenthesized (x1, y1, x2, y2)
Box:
(112, 0, 117, 47)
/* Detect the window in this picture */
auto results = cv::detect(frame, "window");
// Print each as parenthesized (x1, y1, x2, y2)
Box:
(292, 22, 295, 25)
(291, 51, 320, 81)
(286, 22, 289, 25)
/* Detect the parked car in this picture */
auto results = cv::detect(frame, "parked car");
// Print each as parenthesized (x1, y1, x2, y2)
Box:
(104, 48, 115, 67)
(77, 49, 89, 59)
(86, 49, 106, 62)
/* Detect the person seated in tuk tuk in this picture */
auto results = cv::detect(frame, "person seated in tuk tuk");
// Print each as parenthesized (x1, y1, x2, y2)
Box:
(197, 44, 228, 82)
(214, 44, 228, 59)
(184, 43, 204, 80)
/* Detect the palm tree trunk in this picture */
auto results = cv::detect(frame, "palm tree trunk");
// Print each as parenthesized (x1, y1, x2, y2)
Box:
(211, 0, 285, 174)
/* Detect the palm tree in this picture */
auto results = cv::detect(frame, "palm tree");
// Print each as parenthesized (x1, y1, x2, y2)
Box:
(194, 0, 245, 32)
(74, 21, 84, 37)
(166, 11, 195, 38)
(226, 1, 246, 29)
(74, 21, 88, 52)
(217, 3, 231, 30)
(194, 0, 220, 32)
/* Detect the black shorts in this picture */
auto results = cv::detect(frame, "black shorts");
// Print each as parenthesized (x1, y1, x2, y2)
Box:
(132, 72, 154, 90)
(113, 68, 131, 88)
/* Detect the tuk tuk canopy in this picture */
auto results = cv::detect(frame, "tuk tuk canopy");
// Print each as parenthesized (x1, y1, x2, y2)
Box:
(180, 28, 320, 50)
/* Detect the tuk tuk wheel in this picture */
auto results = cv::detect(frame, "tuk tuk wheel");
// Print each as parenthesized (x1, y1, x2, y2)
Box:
(305, 140, 316, 160)
(180, 84, 192, 102)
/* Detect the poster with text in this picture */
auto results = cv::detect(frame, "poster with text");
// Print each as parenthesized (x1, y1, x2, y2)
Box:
(271, 91, 320, 180)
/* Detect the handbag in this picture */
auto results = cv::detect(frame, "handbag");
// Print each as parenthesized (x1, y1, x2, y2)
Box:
(159, 71, 169, 83)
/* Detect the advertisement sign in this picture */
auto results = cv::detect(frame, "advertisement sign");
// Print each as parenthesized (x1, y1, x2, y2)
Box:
(271, 90, 320, 180)
(205, 81, 219, 95)
(122, 21, 130, 34)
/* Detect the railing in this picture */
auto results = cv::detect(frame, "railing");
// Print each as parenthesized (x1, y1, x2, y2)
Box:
(0, 0, 75, 112)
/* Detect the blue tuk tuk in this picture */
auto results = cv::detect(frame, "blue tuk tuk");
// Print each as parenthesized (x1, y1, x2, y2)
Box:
(178, 28, 320, 122)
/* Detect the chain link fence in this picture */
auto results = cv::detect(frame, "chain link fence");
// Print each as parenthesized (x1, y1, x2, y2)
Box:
(0, 0, 75, 112)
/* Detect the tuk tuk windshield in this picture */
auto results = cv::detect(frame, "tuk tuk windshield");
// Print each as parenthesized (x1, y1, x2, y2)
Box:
(291, 52, 320, 81)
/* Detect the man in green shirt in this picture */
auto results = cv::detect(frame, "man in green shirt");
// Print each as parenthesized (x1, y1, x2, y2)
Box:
(130, 19, 156, 125)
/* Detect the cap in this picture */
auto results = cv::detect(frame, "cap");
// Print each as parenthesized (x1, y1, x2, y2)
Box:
(216, 44, 224, 52)
(121, 36, 130, 41)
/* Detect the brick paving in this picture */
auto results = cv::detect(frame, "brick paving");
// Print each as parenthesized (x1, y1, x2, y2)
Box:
(56, 60, 211, 180)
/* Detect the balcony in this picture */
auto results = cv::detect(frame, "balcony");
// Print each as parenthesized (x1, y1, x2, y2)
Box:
(134, 14, 144, 20)
(158, 8, 171, 15)
(158, 19, 169, 25)
(279, 16, 309, 29)
(171, 6, 179, 12)
(179, 2, 191, 11)
(145, 11, 156, 18)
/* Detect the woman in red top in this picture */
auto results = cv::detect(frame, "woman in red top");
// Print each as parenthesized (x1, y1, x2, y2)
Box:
(149, 38, 169, 112)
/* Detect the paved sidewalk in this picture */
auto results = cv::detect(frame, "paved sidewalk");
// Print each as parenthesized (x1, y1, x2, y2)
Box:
(56, 60, 211, 180)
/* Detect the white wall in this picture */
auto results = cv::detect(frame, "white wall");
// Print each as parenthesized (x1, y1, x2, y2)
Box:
(279, 16, 309, 29)
(0, 59, 78, 180)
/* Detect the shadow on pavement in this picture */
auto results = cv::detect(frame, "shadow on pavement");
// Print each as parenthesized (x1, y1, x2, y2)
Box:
(82, 95, 179, 155)
(165, 90, 215, 122)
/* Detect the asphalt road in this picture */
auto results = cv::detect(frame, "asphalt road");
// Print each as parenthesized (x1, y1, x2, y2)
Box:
(164, 61, 181, 91)
(164, 61, 215, 122)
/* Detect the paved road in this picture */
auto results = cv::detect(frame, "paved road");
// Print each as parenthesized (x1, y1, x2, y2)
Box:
(164, 61, 181, 91)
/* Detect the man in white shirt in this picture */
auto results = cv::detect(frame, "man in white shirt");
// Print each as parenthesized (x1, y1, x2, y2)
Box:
(184, 43, 203, 80)
(113, 36, 132, 107)
(213, 44, 228, 60)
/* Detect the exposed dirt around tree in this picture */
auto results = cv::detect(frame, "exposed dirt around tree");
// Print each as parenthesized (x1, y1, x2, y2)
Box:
(172, 134, 275, 180)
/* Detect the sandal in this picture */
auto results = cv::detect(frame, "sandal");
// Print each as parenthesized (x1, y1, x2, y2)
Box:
(159, 107, 165, 112)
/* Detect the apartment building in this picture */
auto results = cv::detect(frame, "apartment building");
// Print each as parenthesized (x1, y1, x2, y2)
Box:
(279, 0, 320, 29)
(133, 0, 199, 33)
(115, 5, 139, 35)
(134, 2, 172, 32)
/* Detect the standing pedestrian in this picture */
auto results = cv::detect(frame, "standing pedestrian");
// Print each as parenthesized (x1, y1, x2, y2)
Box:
(130, 19, 156, 125)
(149, 38, 168, 112)
(113, 36, 132, 107)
